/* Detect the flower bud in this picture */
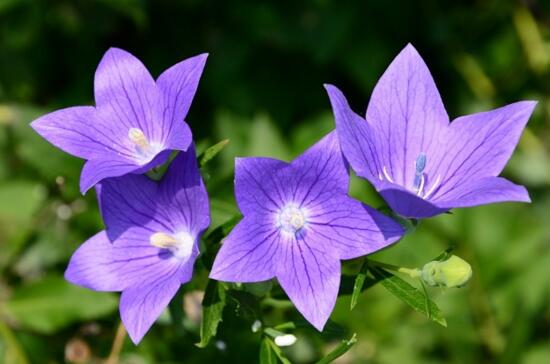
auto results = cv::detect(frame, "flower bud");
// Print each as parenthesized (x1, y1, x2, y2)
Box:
(274, 334, 297, 347)
(421, 255, 472, 288)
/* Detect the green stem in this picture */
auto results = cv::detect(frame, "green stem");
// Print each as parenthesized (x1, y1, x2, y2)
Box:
(261, 298, 294, 309)
(105, 321, 127, 364)
(368, 260, 421, 279)
(263, 327, 286, 338)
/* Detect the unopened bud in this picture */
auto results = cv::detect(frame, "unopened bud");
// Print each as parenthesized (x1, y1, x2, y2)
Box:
(421, 255, 472, 288)
(274, 334, 297, 347)
(251, 320, 262, 333)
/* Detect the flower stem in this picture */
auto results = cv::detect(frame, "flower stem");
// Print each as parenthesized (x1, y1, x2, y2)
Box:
(261, 298, 294, 309)
(105, 322, 126, 364)
(367, 260, 421, 279)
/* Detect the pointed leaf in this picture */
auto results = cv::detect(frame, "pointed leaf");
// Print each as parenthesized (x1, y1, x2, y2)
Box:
(199, 139, 230, 168)
(369, 266, 447, 327)
(315, 333, 357, 364)
(350, 260, 370, 310)
(266, 337, 292, 364)
(2, 275, 118, 334)
(196, 280, 227, 348)
(260, 338, 279, 364)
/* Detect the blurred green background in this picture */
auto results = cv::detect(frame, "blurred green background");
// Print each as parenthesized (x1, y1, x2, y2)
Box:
(1, 0, 550, 363)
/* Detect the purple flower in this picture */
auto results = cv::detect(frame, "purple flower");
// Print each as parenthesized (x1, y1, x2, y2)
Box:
(31, 48, 207, 193)
(325, 44, 536, 218)
(210, 132, 404, 330)
(65, 147, 210, 344)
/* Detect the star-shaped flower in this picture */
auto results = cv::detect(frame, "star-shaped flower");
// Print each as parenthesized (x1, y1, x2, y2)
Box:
(325, 44, 536, 218)
(31, 48, 207, 193)
(65, 148, 210, 344)
(210, 132, 404, 330)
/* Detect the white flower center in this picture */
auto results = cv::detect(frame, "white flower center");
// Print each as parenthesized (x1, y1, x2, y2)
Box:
(128, 128, 150, 150)
(128, 127, 162, 164)
(150, 231, 195, 260)
(277, 204, 307, 234)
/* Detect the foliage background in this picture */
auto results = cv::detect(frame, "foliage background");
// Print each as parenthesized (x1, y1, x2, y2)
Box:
(1, 0, 550, 363)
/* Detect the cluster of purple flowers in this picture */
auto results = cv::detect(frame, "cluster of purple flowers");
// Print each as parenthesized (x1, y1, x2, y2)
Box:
(31, 44, 535, 344)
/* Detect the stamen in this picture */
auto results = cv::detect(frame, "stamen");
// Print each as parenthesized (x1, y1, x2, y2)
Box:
(413, 153, 427, 195)
(150, 231, 194, 260)
(128, 128, 150, 150)
(415, 153, 427, 174)
(423, 174, 442, 199)
(278, 204, 307, 234)
(150, 232, 179, 249)
(415, 175, 425, 196)
(382, 166, 394, 183)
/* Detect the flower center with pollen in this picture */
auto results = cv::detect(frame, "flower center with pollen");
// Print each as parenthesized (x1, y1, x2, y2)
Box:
(277, 204, 307, 235)
(128, 128, 150, 150)
(128, 127, 161, 163)
(150, 231, 194, 260)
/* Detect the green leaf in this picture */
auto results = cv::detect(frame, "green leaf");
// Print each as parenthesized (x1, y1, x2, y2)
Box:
(248, 114, 291, 161)
(0, 181, 47, 269)
(260, 338, 279, 364)
(168, 287, 185, 333)
(315, 333, 357, 364)
(227, 290, 261, 319)
(265, 337, 292, 364)
(201, 215, 240, 269)
(1, 275, 118, 334)
(369, 266, 447, 327)
(197, 280, 227, 348)
(199, 139, 230, 168)
(432, 247, 455, 261)
(350, 259, 369, 310)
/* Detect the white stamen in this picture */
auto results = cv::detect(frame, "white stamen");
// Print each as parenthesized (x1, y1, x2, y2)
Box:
(416, 174, 425, 196)
(382, 166, 394, 183)
(128, 127, 150, 150)
(150, 231, 194, 260)
(277, 204, 307, 234)
(423, 174, 442, 199)
(150, 232, 178, 248)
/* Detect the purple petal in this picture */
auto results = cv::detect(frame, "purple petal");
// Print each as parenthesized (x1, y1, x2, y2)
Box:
(325, 85, 382, 183)
(377, 180, 448, 218)
(157, 53, 208, 151)
(234, 157, 289, 215)
(306, 196, 404, 260)
(80, 159, 139, 194)
(31, 106, 105, 159)
(286, 131, 350, 205)
(96, 173, 165, 241)
(428, 101, 537, 200)
(165, 122, 193, 151)
(434, 176, 530, 209)
(210, 216, 279, 282)
(120, 276, 181, 344)
(131, 149, 172, 174)
(94, 48, 164, 145)
(64, 230, 180, 292)
(365, 44, 449, 189)
(159, 147, 211, 234)
(276, 237, 340, 331)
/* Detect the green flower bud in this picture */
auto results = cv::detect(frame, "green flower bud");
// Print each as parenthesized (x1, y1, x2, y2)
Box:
(421, 255, 472, 288)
